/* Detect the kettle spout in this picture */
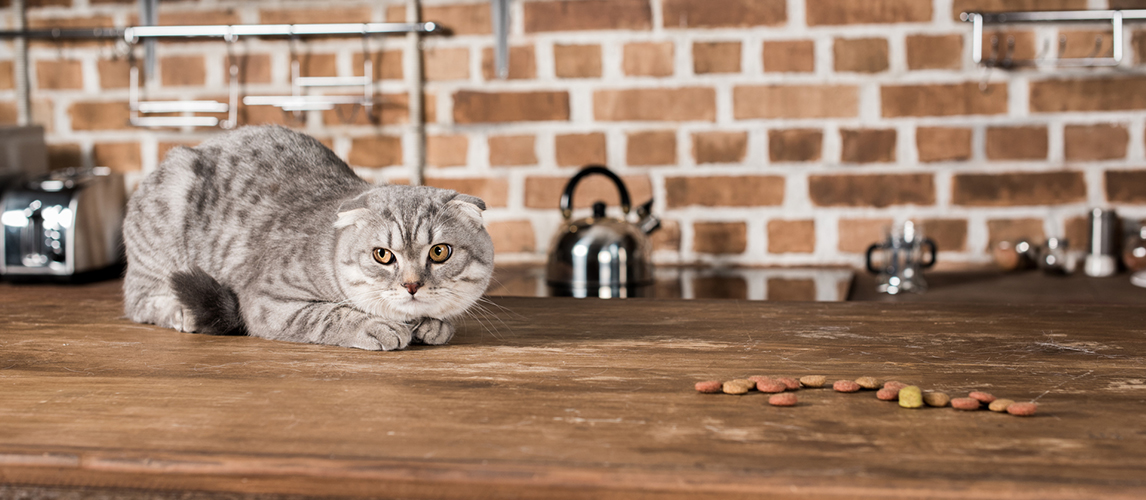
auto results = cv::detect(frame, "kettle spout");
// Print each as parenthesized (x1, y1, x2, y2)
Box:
(636, 198, 661, 235)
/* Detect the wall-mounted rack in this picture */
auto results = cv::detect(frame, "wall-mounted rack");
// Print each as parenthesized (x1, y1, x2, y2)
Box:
(961, 9, 1146, 69)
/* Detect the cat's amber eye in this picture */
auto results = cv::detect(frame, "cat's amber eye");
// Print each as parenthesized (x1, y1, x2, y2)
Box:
(373, 248, 395, 265)
(428, 243, 452, 264)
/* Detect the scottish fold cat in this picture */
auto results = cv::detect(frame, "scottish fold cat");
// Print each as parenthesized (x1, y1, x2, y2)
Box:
(123, 125, 494, 350)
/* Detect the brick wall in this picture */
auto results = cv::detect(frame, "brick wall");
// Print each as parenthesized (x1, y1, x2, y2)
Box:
(3, 0, 1146, 269)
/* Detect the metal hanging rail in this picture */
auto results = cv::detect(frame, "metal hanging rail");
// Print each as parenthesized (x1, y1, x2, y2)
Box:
(0, 22, 440, 42)
(961, 10, 1146, 68)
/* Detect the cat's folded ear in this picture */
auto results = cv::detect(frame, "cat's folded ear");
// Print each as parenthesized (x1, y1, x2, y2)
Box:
(334, 192, 372, 230)
(447, 194, 486, 223)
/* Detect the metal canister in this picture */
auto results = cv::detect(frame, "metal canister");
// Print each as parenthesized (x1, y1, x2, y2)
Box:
(1084, 208, 1121, 277)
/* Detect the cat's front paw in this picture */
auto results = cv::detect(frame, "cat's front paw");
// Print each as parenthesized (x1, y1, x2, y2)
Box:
(411, 318, 455, 345)
(346, 320, 412, 351)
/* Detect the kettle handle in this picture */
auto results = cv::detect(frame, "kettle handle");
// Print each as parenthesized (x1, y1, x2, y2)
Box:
(559, 165, 631, 220)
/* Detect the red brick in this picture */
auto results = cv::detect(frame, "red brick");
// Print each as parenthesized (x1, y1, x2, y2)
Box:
(0, 103, 15, 125)
(692, 276, 747, 300)
(833, 38, 889, 73)
(651, 219, 681, 252)
(809, 174, 935, 208)
(1105, 170, 1146, 203)
(767, 278, 816, 301)
(917, 127, 972, 163)
(768, 219, 815, 254)
(693, 222, 747, 254)
(807, 0, 932, 25)
(554, 44, 602, 78)
(1030, 77, 1146, 113)
(68, 101, 131, 130)
(91, 143, 140, 173)
(985, 126, 1047, 160)
(348, 136, 403, 168)
(96, 59, 131, 89)
(294, 54, 337, 78)
(979, 30, 1037, 61)
(0, 62, 12, 90)
(524, 175, 652, 210)
(841, 129, 896, 163)
(524, 0, 651, 33)
(692, 131, 747, 164)
(47, 143, 83, 170)
(951, 0, 1087, 20)
(426, 135, 468, 168)
(693, 42, 741, 74)
(486, 220, 536, 253)
(489, 135, 537, 166)
(734, 85, 858, 119)
(239, 104, 290, 126)
(882, 82, 1007, 117)
(35, 60, 83, 90)
(838, 218, 893, 253)
(155, 8, 240, 26)
(1064, 215, 1090, 250)
(259, 6, 372, 24)
(158, 141, 199, 162)
(229, 54, 272, 84)
(1059, 30, 1115, 59)
(661, 0, 786, 28)
(595, 87, 715, 122)
(1135, 30, 1146, 64)
(424, 47, 469, 81)
(627, 131, 677, 166)
(763, 40, 815, 73)
(482, 46, 536, 80)
(556, 133, 607, 167)
(321, 93, 424, 127)
(1064, 124, 1128, 161)
(353, 50, 403, 80)
(453, 91, 570, 124)
(987, 218, 1046, 251)
(665, 176, 785, 208)
(918, 219, 968, 252)
(952, 171, 1086, 206)
(623, 42, 674, 77)
(388, 4, 491, 35)
(906, 34, 963, 70)
(423, 177, 508, 208)
(769, 129, 822, 162)
(160, 55, 205, 87)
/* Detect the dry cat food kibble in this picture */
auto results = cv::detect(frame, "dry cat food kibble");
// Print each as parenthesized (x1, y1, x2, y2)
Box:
(968, 391, 996, 404)
(799, 375, 827, 388)
(898, 386, 924, 408)
(1006, 402, 1038, 416)
(695, 380, 723, 393)
(833, 380, 861, 393)
(748, 376, 774, 386)
(855, 376, 882, 390)
(768, 393, 798, 407)
(883, 381, 908, 392)
(988, 399, 1015, 412)
(756, 380, 787, 393)
(723, 379, 755, 395)
(876, 387, 900, 401)
(778, 377, 801, 390)
(922, 392, 950, 407)
(951, 397, 981, 410)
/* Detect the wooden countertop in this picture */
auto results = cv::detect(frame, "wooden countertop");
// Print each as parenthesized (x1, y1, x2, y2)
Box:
(2, 280, 1145, 499)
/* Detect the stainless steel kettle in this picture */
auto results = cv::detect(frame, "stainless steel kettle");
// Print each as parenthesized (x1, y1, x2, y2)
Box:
(546, 165, 660, 298)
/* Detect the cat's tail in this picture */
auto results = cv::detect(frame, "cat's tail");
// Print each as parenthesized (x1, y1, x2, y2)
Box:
(170, 267, 246, 336)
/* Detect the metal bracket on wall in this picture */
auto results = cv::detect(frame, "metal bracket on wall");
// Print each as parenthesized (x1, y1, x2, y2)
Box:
(962, 9, 1146, 69)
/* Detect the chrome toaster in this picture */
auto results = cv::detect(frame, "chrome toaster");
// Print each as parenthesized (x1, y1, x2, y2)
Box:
(1, 167, 126, 280)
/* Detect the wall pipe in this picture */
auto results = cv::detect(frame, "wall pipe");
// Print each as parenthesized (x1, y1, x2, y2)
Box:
(12, 0, 32, 126)
(406, 0, 426, 186)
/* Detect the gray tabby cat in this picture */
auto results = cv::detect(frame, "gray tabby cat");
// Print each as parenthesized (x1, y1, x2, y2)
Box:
(123, 125, 494, 350)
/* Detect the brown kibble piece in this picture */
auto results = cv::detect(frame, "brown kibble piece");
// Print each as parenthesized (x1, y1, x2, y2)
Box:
(833, 380, 861, 393)
(799, 375, 827, 388)
(778, 377, 800, 390)
(883, 381, 908, 391)
(989, 399, 1016, 412)
(757, 380, 787, 393)
(969, 391, 996, 404)
(768, 393, 798, 407)
(855, 376, 881, 389)
(1006, 402, 1038, 416)
(748, 375, 775, 386)
(951, 397, 981, 410)
(695, 380, 723, 393)
(722, 379, 754, 395)
(923, 392, 950, 407)
(876, 387, 900, 401)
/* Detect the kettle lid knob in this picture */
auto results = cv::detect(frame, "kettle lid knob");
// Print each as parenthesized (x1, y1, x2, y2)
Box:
(592, 201, 606, 218)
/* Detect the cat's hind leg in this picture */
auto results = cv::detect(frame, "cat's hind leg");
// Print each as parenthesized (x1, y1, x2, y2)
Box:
(123, 268, 198, 333)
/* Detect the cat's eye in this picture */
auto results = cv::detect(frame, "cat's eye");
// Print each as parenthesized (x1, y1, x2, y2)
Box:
(373, 248, 395, 265)
(428, 243, 452, 264)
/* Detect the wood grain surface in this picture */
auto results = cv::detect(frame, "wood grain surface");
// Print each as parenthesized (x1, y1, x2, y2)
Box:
(1, 280, 1145, 499)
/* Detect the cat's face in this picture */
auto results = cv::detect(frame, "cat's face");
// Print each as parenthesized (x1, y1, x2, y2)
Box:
(334, 186, 494, 322)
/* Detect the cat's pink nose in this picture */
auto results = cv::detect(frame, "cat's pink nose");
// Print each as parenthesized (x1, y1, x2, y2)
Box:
(403, 282, 423, 295)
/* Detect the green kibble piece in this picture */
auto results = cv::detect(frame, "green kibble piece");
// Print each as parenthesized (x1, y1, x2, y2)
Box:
(898, 385, 924, 409)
